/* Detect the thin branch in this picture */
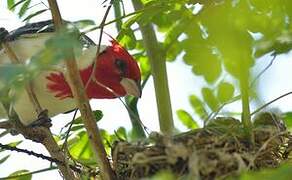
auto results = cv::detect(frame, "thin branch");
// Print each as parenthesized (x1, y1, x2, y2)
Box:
(0, 121, 13, 129)
(82, 8, 146, 35)
(85, 2, 112, 89)
(61, 109, 78, 173)
(251, 91, 292, 116)
(0, 142, 81, 173)
(204, 95, 241, 126)
(205, 55, 277, 124)
(47, 0, 115, 179)
(81, 1, 167, 35)
(250, 55, 276, 87)
(62, 109, 78, 150)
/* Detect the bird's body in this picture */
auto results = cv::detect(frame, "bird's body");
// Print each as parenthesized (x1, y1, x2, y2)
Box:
(0, 20, 141, 125)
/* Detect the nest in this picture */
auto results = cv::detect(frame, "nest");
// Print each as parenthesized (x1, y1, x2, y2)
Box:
(112, 113, 292, 179)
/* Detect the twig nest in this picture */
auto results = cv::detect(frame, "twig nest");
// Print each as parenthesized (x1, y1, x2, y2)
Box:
(112, 112, 291, 179)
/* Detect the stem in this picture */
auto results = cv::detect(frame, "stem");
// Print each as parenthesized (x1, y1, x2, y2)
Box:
(131, 0, 174, 135)
(125, 96, 146, 138)
(113, 0, 122, 32)
(47, 1, 115, 179)
(240, 64, 252, 134)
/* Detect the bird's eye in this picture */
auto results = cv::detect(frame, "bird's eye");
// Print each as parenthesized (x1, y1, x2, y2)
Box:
(115, 59, 127, 76)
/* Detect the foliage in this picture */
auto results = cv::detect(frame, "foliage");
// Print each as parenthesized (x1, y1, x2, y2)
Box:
(176, 109, 198, 129)
(1, 0, 292, 179)
(115, 0, 292, 129)
(7, 170, 32, 180)
(282, 112, 292, 130)
(240, 163, 292, 180)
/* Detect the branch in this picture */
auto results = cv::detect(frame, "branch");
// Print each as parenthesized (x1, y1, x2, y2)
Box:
(131, 0, 174, 135)
(0, 121, 13, 129)
(0, 102, 77, 180)
(250, 55, 276, 87)
(0, 142, 81, 173)
(47, 0, 115, 179)
(82, 6, 152, 35)
(251, 91, 292, 116)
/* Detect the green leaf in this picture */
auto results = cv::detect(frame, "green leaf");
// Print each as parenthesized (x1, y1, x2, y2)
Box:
(150, 170, 176, 180)
(99, 129, 114, 154)
(70, 124, 84, 132)
(9, 0, 25, 10)
(69, 131, 95, 165)
(282, 112, 292, 129)
(0, 155, 10, 165)
(152, 7, 184, 32)
(0, 140, 23, 153)
(176, 109, 198, 129)
(189, 95, 208, 119)
(8, 140, 23, 147)
(23, 9, 48, 21)
(240, 163, 292, 180)
(122, 2, 169, 29)
(182, 39, 222, 83)
(217, 82, 235, 103)
(69, 128, 111, 165)
(0, 64, 29, 93)
(0, 64, 27, 82)
(93, 110, 103, 122)
(115, 127, 127, 141)
(255, 31, 292, 58)
(135, 55, 151, 80)
(7, 0, 15, 10)
(8, 170, 32, 180)
(18, 0, 31, 18)
(72, 110, 103, 125)
(201, 87, 219, 111)
(117, 28, 137, 50)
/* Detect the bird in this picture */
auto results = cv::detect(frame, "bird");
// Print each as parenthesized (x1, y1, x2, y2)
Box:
(0, 20, 141, 126)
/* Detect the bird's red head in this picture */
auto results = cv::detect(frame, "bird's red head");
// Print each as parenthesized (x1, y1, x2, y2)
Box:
(46, 39, 141, 99)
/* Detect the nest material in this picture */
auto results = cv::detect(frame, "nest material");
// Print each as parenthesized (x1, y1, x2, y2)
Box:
(112, 113, 292, 180)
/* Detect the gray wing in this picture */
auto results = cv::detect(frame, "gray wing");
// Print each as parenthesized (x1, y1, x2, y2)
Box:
(5, 20, 95, 46)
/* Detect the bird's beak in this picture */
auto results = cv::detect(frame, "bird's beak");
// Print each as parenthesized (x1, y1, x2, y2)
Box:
(120, 78, 142, 98)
